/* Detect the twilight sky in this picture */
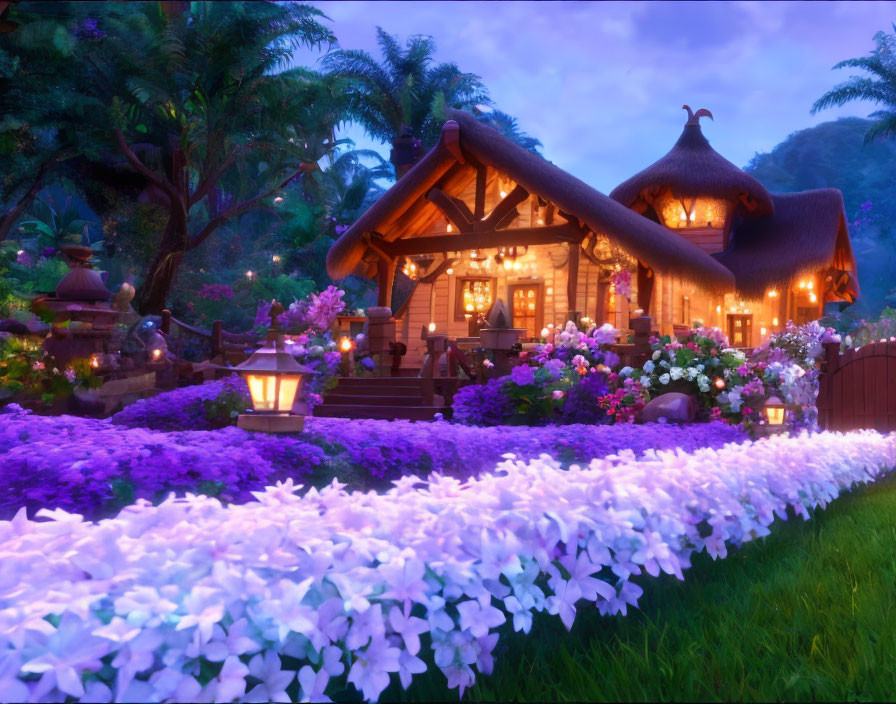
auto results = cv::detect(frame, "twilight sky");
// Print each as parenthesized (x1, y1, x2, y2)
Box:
(295, 1, 896, 194)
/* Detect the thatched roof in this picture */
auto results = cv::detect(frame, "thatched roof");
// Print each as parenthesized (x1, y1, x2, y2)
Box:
(327, 108, 735, 291)
(714, 189, 858, 298)
(609, 113, 775, 217)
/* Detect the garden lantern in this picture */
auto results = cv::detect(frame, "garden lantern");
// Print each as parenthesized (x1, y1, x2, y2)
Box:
(714, 377, 726, 390)
(234, 338, 314, 433)
(339, 336, 355, 377)
(763, 396, 787, 427)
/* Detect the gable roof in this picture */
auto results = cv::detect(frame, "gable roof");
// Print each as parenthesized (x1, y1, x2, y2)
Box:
(327, 108, 735, 291)
(609, 116, 775, 217)
(714, 189, 858, 298)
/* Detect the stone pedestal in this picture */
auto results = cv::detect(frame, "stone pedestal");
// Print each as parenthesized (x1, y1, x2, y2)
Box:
(237, 413, 305, 433)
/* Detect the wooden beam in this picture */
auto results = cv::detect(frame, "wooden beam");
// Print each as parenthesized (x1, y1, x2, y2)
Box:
(480, 184, 529, 229)
(474, 163, 487, 219)
(377, 257, 397, 309)
(379, 224, 586, 257)
(637, 261, 654, 312)
(418, 256, 458, 284)
(567, 242, 580, 314)
(426, 189, 474, 232)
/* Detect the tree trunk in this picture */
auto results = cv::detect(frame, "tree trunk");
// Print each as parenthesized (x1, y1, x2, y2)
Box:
(136, 207, 188, 314)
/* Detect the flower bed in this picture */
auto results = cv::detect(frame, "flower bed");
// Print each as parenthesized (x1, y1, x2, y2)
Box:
(0, 430, 893, 702)
(303, 416, 747, 481)
(1, 403, 748, 519)
(0, 406, 326, 521)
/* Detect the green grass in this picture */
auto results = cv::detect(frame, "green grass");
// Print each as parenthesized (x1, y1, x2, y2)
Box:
(384, 474, 896, 702)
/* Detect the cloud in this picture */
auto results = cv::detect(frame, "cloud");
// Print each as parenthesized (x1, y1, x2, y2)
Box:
(304, 1, 896, 192)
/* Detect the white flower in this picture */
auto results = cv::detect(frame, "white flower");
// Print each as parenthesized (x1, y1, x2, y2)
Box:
(643, 360, 655, 374)
(658, 373, 670, 385)
(641, 377, 652, 388)
(651, 350, 661, 361)
(244, 650, 295, 703)
(669, 366, 684, 381)
(619, 366, 633, 377)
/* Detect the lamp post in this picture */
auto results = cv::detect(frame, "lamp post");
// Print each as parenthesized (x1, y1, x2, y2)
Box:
(762, 395, 788, 435)
(234, 299, 314, 433)
(339, 336, 354, 377)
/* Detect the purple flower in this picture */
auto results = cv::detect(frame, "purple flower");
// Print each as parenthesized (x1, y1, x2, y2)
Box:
(509, 364, 536, 386)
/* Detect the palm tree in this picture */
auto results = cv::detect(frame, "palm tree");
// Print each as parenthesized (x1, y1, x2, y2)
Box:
(322, 27, 492, 178)
(81, 1, 338, 313)
(812, 25, 896, 143)
(473, 109, 543, 156)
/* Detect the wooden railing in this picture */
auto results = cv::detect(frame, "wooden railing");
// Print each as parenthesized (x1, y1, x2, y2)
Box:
(159, 309, 261, 362)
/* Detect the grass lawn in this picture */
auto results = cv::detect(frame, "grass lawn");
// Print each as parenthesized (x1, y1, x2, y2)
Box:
(388, 473, 896, 702)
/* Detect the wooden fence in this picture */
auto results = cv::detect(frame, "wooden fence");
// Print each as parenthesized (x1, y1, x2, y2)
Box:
(818, 340, 896, 433)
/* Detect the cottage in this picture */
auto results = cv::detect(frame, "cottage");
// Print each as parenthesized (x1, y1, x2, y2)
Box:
(327, 107, 858, 365)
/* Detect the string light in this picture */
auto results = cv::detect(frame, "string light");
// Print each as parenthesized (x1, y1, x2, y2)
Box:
(767, 290, 777, 298)
(446, 223, 453, 232)
(273, 196, 284, 204)
(428, 322, 436, 333)
(271, 255, 281, 263)
(773, 317, 779, 326)
(446, 267, 454, 275)
(245, 270, 254, 279)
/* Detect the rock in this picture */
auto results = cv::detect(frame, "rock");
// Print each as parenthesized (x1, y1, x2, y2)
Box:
(640, 392, 697, 424)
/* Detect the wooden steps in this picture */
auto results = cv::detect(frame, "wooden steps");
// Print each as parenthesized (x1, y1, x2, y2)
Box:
(313, 376, 449, 421)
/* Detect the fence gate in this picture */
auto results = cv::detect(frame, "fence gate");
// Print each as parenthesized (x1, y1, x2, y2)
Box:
(817, 341, 896, 433)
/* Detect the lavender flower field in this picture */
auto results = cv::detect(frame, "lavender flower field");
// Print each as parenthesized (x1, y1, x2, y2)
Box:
(1, 428, 894, 701)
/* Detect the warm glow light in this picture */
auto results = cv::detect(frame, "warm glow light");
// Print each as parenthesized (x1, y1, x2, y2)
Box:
(540, 327, 550, 338)
(716, 305, 722, 313)
(760, 327, 767, 336)
(273, 196, 284, 204)
(272, 255, 281, 263)
(768, 290, 778, 298)
(428, 322, 436, 333)
(807, 281, 813, 290)
(809, 292, 817, 303)
(499, 190, 507, 198)
(90, 355, 100, 369)
(503, 258, 513, 271)
(339, 337, 352, 352)
(513, 261, 522, 271)
(773, 317, 779, 326)
(16, 250, 24, 256)
(446, 223, 453, 232)
(246, 373, 301, 413)
(764, 396, 786, 426)
(446, 268, 454, 275)
(151, 349, 162, 360)
(246, 270, 254, 279)
(537, 218, 544, 225)
(714, 378, 726, 390)
(799, 281, 806, 289)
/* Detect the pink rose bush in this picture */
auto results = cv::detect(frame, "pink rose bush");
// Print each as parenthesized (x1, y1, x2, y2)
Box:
(0, 430, 894, 701)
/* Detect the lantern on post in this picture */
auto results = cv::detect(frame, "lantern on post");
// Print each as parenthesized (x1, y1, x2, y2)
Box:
(339, 336, 354, 377)
(234, 299, 314, 433)
(763, 395, 788, 431)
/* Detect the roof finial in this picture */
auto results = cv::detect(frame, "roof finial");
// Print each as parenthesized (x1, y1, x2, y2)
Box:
(682, 105, 713, 127)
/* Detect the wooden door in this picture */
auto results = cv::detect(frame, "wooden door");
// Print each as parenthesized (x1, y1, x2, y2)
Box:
(510, 282, 544, 340)
(727, 314, 752, 348)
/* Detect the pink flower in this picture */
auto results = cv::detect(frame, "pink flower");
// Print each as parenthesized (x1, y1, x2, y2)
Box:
(552, 390, 565, 400)
(32, 361, 45, 371)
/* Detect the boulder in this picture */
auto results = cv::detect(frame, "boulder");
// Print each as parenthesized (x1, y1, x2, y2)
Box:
(640, 392, 697, 424)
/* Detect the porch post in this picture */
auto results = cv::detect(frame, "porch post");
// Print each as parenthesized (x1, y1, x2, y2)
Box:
(637, 261, 654, 313)
(376, 256, 397, 309)
(566, 243, 580, 324)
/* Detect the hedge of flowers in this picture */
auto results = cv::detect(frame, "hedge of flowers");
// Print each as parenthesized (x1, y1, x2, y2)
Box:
(2, 400, 748, 520)
(0, 405, 327, 521)
(1, 429, 893, 702)
(303, 415, 747, 482)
